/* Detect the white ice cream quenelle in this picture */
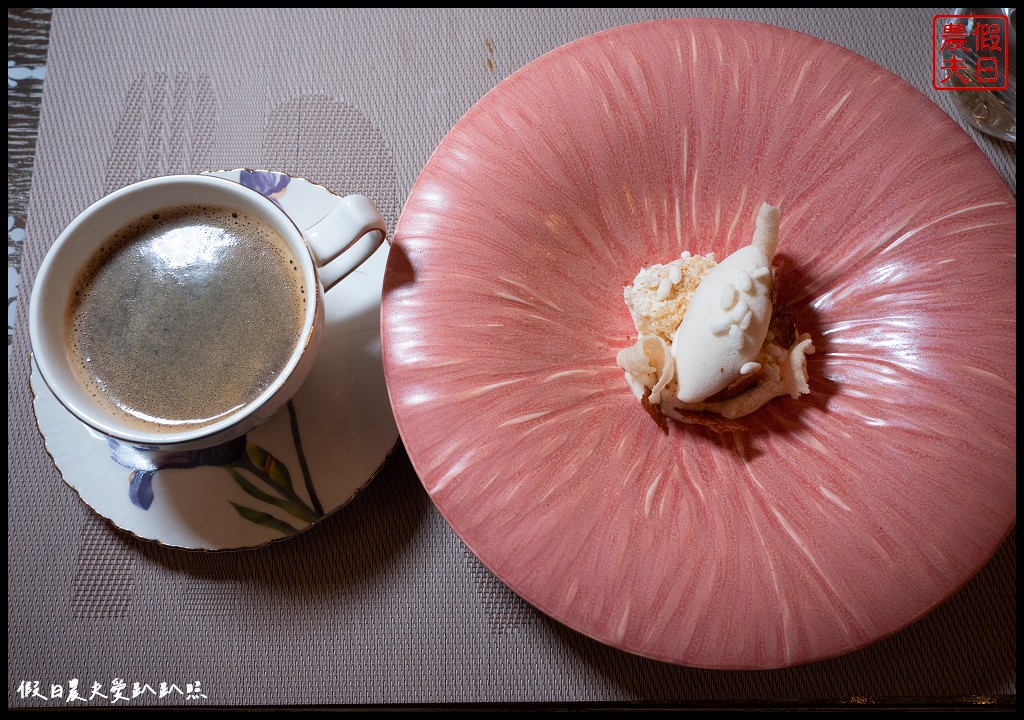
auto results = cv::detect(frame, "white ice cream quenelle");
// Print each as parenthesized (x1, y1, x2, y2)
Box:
(672, 203, 780, 403)
(617, 202, 813, 426)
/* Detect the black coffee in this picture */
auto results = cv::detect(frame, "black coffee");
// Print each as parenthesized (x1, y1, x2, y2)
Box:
(65, 205, 307, 434)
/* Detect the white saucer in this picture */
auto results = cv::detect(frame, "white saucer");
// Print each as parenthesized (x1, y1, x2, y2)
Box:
(31, 170, 399, 550)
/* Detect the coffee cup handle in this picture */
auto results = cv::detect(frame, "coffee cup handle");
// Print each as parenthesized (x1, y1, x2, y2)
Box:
(303, 194, 387, 291)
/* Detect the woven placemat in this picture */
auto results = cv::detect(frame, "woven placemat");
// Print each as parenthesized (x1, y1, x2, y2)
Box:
(8, 8, 1014, 707)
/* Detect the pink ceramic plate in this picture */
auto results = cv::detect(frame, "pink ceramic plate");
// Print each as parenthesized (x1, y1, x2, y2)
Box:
(382, 20, 1016, 669)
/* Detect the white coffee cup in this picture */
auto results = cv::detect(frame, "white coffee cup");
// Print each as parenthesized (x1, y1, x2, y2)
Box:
(29, 173, 386, 451)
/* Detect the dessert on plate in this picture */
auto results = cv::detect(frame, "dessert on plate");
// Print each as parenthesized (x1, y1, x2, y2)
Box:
(617, 203, 814, 431)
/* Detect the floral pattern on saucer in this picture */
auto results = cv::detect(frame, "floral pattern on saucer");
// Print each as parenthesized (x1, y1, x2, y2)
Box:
(239, 169, 290, 206)
(106, 400, 325, 537)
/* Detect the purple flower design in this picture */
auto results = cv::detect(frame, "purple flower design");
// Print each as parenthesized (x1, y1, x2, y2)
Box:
(109, 436, 247, 510)
(106, 402, 323, 535)
(239, 169, 290, 206)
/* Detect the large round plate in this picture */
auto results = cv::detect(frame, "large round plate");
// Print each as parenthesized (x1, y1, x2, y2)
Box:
(381, 20, 1016, 668)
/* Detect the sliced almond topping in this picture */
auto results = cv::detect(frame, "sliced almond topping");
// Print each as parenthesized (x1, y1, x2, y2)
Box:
(770, 259, 782, 306)
(704, 364, 765, 403)
(641, 389, 669, 435)
(673, 409, 748, 433)
(770, 303, 797, 350)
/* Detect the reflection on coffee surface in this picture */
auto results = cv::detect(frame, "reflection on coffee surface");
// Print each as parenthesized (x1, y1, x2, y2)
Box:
(66, 205, 307, 434)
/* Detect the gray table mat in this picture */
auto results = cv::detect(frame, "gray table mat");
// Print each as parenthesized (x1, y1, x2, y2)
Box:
(8, 8, 1015, 707)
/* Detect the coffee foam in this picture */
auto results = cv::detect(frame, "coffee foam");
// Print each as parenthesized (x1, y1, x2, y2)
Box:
(65, 205, 307, 434)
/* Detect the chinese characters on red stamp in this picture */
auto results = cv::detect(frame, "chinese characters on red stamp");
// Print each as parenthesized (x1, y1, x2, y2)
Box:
(933, 13, 1010, 91)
